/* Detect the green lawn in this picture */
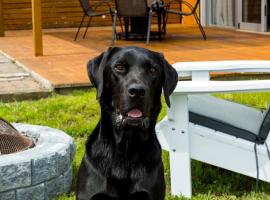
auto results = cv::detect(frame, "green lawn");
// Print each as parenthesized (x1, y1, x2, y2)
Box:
(1, 89, 270, 200)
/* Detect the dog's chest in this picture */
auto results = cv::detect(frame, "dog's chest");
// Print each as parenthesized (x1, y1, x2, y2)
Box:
(108, 150, 147, 181)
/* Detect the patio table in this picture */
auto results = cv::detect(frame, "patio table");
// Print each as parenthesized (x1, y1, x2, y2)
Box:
(117, 0, 166, 41)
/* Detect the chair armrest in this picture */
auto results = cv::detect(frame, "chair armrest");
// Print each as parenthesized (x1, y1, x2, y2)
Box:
(173, 80, 270, 95)
(173, 61, 270, 78)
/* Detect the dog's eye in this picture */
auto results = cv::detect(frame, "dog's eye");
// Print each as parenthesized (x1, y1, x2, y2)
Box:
(149, 67, 157, 74)
(115, 65, 126, 73)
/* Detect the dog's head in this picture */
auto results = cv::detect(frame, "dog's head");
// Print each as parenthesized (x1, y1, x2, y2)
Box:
(87, 46, 178, 129)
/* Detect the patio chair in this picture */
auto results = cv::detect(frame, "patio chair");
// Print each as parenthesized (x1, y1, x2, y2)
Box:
(112, 0, 163, 45)
(74, 0, 112, 41)
(155, 60, 270, 198)
(165, 0, 207, 40)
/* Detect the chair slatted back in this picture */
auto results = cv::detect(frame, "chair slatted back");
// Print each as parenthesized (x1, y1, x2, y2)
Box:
(78, 0, 92, 15)
(115, 0, 148, 17)
(258, 104, 270, 143)
(169, 0, 200, 15)
(191, 0, 200, 14)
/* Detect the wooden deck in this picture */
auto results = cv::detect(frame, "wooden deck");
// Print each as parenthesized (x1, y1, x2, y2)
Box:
(0, 24, 270, 88)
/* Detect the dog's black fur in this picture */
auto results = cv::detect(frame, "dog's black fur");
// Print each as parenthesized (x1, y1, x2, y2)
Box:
(76, 46, 178, 200)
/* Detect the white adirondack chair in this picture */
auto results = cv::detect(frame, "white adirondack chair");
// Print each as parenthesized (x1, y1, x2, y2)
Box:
(156, 61, 270, 198)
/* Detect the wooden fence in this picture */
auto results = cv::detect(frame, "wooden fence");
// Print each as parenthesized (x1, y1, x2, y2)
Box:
(1, 0, 196, 31)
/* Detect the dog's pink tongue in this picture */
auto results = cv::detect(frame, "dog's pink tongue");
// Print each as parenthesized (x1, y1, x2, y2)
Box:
(127, 108, 143, 118)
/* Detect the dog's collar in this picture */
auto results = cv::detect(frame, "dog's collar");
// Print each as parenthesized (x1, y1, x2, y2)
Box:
(114, 114, 150, 129)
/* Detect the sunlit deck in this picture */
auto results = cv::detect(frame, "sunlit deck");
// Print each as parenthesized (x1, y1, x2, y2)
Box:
(0, 24, 270, 88)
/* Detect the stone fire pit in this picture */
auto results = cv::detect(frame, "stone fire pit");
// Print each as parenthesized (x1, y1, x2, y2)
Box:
(0, 123, 75, 200)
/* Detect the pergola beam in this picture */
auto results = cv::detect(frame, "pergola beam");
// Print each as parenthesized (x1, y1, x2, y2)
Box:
(0, 0, 4, 37)
(32, 0, 43, 56)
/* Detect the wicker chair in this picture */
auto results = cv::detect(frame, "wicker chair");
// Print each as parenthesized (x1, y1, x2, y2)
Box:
(74, 0, 112, 41)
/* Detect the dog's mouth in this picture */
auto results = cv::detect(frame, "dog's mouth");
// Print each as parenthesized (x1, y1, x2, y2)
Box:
(126, 108, 143, 118)
(114, 108, 149, 129)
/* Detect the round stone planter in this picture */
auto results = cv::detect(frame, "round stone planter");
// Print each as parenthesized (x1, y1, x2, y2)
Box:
(0, 124, 75, 200)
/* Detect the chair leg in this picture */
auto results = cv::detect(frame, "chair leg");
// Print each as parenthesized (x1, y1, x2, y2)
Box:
(74, 15, 86, 41)
(157, 12, 162, 41)
(193, 12, 207, 40)
(163, 12, 169, 35)
(83, 16, 93, 39)
(118, 16, 124, 33)
(168, 94, 192, 198)
(146, 9, 153, 45)
(111, 11, 117, 46)
(124, 17, 129, 40)
(109, 10, 122, 37)
(109, 10, 114, 23)
(169, 151, 192, 198)
(162, 12, 167, 36)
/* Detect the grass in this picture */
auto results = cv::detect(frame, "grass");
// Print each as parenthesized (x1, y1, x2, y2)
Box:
(1, 89, 270, 200)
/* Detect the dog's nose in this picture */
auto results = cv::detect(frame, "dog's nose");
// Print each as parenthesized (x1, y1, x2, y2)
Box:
(127, 84, 146, 98)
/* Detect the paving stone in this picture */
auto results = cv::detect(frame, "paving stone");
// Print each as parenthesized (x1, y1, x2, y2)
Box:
(0, 81, 14, 92)
(16, 183, 45, 200)
(0, 54, 11, 63)
(9, 79, 41, 91)
(45, 175, 64, 200)
(0, 161, 31, 192)
(0, 190, 16, 200)
(0, 63, 25, 73)
(0, 54, 52, 102)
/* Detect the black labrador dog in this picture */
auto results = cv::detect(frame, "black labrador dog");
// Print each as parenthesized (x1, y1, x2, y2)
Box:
(76, 46, 178, 200)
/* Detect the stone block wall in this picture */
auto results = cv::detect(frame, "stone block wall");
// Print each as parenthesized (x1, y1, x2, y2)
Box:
(0, 124, 75, 200)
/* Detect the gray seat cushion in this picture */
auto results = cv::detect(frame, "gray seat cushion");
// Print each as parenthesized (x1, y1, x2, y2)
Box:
(188, 95, 266, 142)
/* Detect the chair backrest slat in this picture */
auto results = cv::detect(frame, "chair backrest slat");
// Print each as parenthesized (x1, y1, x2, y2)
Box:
(192, 0, 200, 13)
(258, 104, 270, 143)
(169, 0, 200, 14)
(115, 0, 148, 17)
(79, 0, 92, 15)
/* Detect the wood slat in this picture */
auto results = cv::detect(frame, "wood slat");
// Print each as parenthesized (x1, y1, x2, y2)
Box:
(3, 0, 30, 4)
(0, 0, 4, 36)
(2, 0, 196, 30)
(4, 16, 112, 24)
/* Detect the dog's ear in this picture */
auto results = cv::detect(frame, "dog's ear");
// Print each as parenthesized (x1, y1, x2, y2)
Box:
(87, 47, 119, 99)
(160, 55, 178, 107)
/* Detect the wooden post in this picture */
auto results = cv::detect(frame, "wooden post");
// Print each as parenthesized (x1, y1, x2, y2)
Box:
(0, 0, 4, 37)
(32, 0, 43, 56)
